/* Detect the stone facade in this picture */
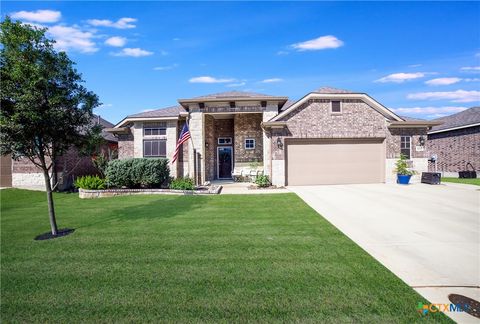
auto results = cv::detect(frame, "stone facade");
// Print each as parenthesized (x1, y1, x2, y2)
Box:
(427, 126, 480, 173)
(117, 134, 134, 159)
(234, 114, 263, 164)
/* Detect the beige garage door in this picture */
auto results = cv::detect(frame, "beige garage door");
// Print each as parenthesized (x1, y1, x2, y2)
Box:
(1, 155, 12, 187)
(286, 139, 385, 185)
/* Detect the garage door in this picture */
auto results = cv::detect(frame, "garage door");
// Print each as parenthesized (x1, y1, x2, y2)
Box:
(1, 155, 12, 187)
(286, 139, 385, 185)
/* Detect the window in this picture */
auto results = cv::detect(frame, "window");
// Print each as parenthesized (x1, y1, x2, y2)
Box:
(331, 100, 341, 113)
(218, 137, 232, 145)
(400, 136, 411, 159)
(245, 139, 255, 150)
(143, 139, 166, 157)
(143, 122, 166, 136)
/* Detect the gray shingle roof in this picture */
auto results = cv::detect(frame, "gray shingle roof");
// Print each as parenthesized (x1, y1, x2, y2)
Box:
(127, 105, 186, 118)
(399, 115, 426, 121)
(91, 115, 117, 142)
(314, 86, 355, 94)
(191, 91, 279, 100)
(280, 99, 297, 111)
(430, 107, 480, 132)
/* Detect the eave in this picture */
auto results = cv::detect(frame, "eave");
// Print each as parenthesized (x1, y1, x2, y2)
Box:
(388, 121, 443, 129)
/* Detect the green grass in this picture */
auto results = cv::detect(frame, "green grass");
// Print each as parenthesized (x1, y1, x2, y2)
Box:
(442, 177, 480, 186)
(1, 189, 451, 323)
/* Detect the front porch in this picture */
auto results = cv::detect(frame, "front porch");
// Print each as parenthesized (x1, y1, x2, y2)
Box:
(203, 113, 265, 182)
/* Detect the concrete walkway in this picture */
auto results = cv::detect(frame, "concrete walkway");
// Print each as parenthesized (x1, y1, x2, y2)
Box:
(215, 181, 290, 194)
(290, 183, 480, 323)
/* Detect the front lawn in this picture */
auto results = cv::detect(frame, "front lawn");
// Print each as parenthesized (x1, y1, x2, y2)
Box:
(442, 177, 480, 186)
(1, 189, 450, 322)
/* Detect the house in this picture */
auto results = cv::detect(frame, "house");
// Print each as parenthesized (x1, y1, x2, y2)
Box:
(107, 88, 441, 186)
(427, 107, 480, 176)
(2, 115, 118, 190)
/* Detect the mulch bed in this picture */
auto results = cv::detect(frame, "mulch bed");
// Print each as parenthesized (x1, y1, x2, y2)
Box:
(34, 228, 75, 241)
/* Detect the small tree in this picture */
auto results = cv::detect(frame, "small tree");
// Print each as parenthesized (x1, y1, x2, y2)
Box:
(0, 17, 100, 236)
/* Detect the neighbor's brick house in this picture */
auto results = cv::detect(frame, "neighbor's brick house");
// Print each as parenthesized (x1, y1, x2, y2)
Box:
(427, 107, 480, 176)
(5, 115, 118, 190)
(107, 87, 440, 186)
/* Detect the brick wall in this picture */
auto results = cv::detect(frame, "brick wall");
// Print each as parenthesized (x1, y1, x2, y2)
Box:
(204, 116, 235, 181)
(234, 114, 263, 163)
(427, 126, 480, 172)
(118, 133, 134, 159)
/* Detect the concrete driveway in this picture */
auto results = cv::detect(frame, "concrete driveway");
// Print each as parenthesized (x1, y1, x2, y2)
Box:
(290, 183, 479, 323)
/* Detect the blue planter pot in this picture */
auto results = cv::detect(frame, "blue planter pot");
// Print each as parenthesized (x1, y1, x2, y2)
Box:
(397, 174, 412, 185)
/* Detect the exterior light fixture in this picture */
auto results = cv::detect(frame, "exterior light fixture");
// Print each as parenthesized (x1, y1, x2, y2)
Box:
(419, 136, 425, 146)
(276, 137, 283, 150)
(205, 141, 209, 149)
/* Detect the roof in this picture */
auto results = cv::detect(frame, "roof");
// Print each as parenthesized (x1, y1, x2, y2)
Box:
(429, 107, 480, 133)
(91, 115, 117, 142)
(127, 105, 186, 118)
(280, 99, 297, 111)
(399, 115, 427, 121)
(190, 91, 279, 100)
(313, 86, 355, 94)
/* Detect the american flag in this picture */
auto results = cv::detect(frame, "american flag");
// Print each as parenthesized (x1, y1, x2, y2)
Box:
(171, 123, 191, 163)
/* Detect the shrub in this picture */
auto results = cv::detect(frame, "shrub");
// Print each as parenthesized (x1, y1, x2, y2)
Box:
(254, 175, 271, 188)
(74, 175, 106, 190)
(394, 154, 416, 176)
(105, 158, 170, 188)
(169, 177, 195, 190)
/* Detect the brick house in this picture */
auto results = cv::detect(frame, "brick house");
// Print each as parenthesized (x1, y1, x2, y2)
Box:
(107, 88, 440, 186)
(427, 107, 480, 176)
(3, 115, 118, 190)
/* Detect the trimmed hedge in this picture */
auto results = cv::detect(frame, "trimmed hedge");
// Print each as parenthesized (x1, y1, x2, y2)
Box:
(106, 158, 170, 188)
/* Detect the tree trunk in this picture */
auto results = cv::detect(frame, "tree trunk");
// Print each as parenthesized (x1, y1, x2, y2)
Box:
(43, 169, 58, 236)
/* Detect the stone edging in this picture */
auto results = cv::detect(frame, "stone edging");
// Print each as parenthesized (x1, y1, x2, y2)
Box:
(79, 186, 222, 199)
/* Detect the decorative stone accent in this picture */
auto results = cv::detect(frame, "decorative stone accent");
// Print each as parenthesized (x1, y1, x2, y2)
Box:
(118, 133, 134, 159)
(78, 185, 222, 199)
(427, 126, 480, 172)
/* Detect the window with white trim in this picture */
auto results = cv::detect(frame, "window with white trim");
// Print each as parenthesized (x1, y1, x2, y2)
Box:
(400, 136, 411, 159)
(331, 100, 342, 113)
(143, 139, 166, 157)
(245, 138, 255, 150)
(143, 122, 166, 136)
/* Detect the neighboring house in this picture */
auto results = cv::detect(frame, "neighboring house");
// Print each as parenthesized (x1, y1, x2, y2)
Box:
(3, 115, 118, 190)
(427, 107, 480, 176)
(108, 87, 440, 186)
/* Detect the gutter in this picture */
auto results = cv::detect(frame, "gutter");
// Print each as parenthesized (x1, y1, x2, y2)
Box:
(388, 121, 442, 129)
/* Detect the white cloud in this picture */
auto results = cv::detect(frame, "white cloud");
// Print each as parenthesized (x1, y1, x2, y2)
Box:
(425, 77, 462, 86)
(392, 106, 467, 115)
(153, 64, 178, 71)
(276, 50, 289, 56)
(11, 9, 61, 23)
(87, 17, 137, 29)
(260, 78, 283, 83)
(376, 72, 426, 83)
(105, 36, 127, 47)
(97, 103, 113, 109)
(113, 48, 153, 57)
(460, 66, 480, 73)
(47, 25, 98, 53)
(226, 82, 246, 87)
(291, 35, 344, 51)
(407, 90, 480, 103)
(189, 76, 236, 83)
(408, 64, 422, 68)
(464, 78, 480, 82)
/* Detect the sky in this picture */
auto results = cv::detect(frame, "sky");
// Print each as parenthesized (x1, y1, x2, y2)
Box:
(2, 1, 480, 124)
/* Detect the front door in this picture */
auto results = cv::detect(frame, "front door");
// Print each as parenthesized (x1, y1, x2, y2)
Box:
(217, 146, 232, 179)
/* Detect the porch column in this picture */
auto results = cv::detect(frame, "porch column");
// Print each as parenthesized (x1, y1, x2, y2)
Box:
(188, 111, 205, 184)
(263, 108, 278, 180)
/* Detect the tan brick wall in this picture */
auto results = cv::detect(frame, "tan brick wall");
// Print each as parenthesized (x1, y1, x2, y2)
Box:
(118, 133, 134, 159)
(234, 114, 263, 164)
(427, 126, 480, 172)
(204, 117, 234, 181)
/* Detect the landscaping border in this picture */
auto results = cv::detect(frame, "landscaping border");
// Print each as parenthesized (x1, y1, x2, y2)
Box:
(79, 186, 222, 199)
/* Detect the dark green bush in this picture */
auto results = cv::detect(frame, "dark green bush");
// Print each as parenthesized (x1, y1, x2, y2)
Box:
(254, 175, 270, 188)
(169, 177, 195, 190)
(105, 158, 170, 188)
(74, 175, 106, 190)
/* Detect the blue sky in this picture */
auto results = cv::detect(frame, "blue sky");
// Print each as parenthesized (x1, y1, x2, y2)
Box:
(3, 1, 480, 124)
